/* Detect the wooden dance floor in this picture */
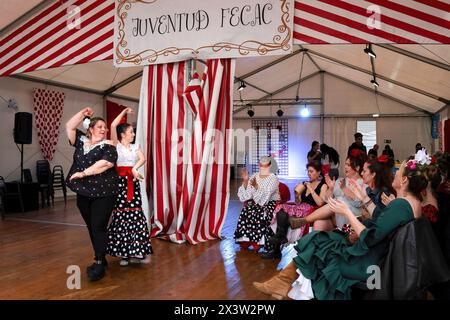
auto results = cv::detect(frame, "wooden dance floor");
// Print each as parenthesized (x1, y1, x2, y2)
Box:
(0, 179, 298, 300)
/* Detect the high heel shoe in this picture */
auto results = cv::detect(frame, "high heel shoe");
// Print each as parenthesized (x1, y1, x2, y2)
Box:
(289, 217, 308, 229)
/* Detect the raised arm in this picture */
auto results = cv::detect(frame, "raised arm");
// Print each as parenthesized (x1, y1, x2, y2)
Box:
(294, 182, 305, 203)
(66, 107, 93, 145)
(110, 107, 134, 145)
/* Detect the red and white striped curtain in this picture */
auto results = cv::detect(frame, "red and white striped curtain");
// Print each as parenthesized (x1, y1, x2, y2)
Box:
(136, 59, 235, 244)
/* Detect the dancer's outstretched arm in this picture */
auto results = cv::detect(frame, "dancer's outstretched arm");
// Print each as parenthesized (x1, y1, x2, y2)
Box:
(110, 107, 133, 145)
(66, 107, 93, 145)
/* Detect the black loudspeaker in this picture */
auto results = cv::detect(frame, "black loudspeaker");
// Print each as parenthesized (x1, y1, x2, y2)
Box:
(14, 112, 32, 144)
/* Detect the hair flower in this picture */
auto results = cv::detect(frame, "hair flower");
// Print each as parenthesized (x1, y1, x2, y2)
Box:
(377, 155, 389, 163)
(82, 117, 91, 130)
(406, 159, 417, 171)
(350, 149, 362, 158)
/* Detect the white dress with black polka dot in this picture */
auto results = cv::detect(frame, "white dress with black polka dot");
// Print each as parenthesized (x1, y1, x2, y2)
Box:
(234, 173, 280, 250)
(106, 142, 153, 258)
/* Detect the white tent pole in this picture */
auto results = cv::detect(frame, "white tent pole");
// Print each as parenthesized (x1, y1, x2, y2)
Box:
(320, 71, 325, 143)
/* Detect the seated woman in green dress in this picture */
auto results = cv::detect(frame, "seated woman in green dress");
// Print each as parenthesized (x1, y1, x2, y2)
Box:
(253, 159, 428, 300)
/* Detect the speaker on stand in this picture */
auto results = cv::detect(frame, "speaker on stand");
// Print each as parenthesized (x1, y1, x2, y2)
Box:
(13, 112, 32, 183)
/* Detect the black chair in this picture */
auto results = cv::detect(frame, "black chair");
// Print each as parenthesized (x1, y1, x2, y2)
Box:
(0, 176, 6, 220)
(36, 160, 52, 208)
(3, 180, 25, 213)
(352, 218, 450, 300)
(22, 169, 32, 183)
(51, 165, 67, 206)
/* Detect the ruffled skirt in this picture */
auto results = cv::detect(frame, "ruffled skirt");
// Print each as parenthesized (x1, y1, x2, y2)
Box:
(107, 177, 153, 258)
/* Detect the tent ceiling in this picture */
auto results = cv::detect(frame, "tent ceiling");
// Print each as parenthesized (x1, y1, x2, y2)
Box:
(2, 4, 449, 115)
(0, 0, 45, 30)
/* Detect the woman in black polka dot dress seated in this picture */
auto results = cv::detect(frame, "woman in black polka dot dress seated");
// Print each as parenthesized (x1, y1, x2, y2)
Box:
(234, 156, 281, 253)
(66, 107, 119, 281)
(106, 107, 153, 266)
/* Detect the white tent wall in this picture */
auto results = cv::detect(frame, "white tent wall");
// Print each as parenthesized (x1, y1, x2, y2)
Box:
(0, 76, 138, 197)
(288, 118, 321, 178)
(377, 117, 432, 160)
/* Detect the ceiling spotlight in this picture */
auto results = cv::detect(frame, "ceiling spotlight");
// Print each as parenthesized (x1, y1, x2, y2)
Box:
(247, 109, 255, 117)
(371, 79, 379, 88)
(238, 81, 246, 91)
(276, 109, 284, 117)
(364, 44, 376, 58)
(300, 106, 310, 117)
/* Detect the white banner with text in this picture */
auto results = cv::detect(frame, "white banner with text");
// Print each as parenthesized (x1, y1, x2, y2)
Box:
(114, 0, 293, 67)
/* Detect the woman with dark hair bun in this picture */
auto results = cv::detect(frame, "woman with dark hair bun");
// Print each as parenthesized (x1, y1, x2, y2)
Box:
(106, 107, 153, 266)
(261, 161, 328, 259)
(361, 155, 396, 211)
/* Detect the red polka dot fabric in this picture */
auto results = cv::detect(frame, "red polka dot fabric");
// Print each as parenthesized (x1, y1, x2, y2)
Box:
(33, 88, 65, 161)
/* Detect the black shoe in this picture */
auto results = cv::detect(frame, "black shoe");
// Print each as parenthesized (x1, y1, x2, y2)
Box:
(260, 250, 282, 260)
(86, 257, 108, 273)
(87, 260, 106, 281)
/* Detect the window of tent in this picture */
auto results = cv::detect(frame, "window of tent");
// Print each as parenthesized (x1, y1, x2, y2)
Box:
(357, 120, 377, 150)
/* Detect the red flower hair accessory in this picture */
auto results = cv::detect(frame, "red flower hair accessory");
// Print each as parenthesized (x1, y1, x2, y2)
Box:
(350, 149, 362, 158)
(377, 155, 389, 163)
(431, 155, 437, 165)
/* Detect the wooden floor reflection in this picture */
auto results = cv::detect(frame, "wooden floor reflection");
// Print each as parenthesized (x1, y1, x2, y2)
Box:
(0, 178, 301, 300)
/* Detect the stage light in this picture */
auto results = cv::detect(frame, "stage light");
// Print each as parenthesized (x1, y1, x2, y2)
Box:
(238, 81, 246, 91)
(300, 106, 310, 117)
(247, 109, 255, 117)
(364, 44, 376, 58)
(371, 79, 379, 88)
(276, 104, 284, 117)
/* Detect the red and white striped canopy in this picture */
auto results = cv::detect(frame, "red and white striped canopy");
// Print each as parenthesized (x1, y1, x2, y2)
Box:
(294, 0, 450, 44)
(0, 0, 448, 77)
(0, 0, 113, 77)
